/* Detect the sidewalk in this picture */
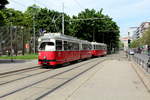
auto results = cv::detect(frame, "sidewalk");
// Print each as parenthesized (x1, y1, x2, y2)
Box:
(0, 59, 38, 74)
(69, 59, 150, 100)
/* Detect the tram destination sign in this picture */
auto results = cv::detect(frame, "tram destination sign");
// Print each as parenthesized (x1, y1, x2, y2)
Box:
(41, 38, 50, 41)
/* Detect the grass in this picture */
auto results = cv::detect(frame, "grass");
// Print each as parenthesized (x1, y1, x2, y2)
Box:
(0, 54, 38, 60)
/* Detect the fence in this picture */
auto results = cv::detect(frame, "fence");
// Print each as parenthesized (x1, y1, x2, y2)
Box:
(0, 26, 38, 56)
(129, 53, 150, 73)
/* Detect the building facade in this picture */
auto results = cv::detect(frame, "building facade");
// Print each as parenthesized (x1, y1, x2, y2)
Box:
(132, 22, 150, 40)
(120, 37, 129, 51)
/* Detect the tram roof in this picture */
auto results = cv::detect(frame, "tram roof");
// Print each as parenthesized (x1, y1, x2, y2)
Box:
(41, 33, 80, 41)
(39, 33, 90, 43)
(91, 42, 106, 46)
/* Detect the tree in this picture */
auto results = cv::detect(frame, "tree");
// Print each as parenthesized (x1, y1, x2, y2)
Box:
(142, 27, 150, 45)
(0, 10, 6, 26)
(130, 39, 141, 48)
(0, 0, 9, 26)
(27, 7, 71, 35)
(0, 0, 9, 10)
(70, 9, 120, 53)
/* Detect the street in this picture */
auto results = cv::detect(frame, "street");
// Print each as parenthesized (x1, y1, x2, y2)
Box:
(0, 52, 150, 100)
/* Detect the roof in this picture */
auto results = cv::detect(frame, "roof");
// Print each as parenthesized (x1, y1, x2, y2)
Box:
(39, 33, 89, 43)
(91, 42, 106, 46)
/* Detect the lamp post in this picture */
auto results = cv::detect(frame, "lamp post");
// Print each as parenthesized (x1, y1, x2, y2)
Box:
(33, 15, 36, 54)
(9, 12, 13, 62)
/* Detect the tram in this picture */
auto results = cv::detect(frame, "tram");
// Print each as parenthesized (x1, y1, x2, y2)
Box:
(38, 33, 107, 66)
(91, 42, 107, 57)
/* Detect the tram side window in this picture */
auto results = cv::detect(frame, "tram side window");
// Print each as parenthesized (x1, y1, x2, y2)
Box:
(75, 43, 79, 50)
(64, 41, 68, 50)
(82, 44, 90, 50)
(98, 45, 101, 50)
(89, 44, 92, 50)
(94, 45, 96, 50)
(82, 44, 85, 50)
(56, 40, 62, 51)
(102, 46, 104, 50)
(68, 42, 72, 50)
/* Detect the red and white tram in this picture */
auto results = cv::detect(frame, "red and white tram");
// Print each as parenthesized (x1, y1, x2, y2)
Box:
(38, 33, 90, 66)
(38, 33, 107, 66)
(91, 42, 107, 57)
(80, 40, 92, 59)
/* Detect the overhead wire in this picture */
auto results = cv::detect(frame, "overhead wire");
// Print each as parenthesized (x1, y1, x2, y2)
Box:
(9, 0, 27, 8)
(72, 0, 85, 10)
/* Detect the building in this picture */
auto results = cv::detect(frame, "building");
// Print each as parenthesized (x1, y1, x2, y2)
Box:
(128, 27, 138, 40)
(120, 37, 129, 51)
(132, 22, 150, 40)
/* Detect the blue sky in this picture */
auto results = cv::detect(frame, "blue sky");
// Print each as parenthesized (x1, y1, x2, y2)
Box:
(7, 0, 150, 37)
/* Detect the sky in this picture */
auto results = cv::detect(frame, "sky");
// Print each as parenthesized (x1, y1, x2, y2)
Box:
(6, 0, 150, 37)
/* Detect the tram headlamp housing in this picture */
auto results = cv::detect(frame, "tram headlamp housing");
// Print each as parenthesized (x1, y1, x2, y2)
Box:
(38, 38, 41, 42)
(44, 56, 47, 59)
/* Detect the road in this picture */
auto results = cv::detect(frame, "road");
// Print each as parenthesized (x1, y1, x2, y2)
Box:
(0, 52, 150, 100)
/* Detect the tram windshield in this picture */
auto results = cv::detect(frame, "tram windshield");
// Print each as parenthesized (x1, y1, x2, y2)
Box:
(39, 42, 55, 51)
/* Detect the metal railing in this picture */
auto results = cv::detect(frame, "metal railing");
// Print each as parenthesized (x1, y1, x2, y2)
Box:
(128, 53, 150, 73)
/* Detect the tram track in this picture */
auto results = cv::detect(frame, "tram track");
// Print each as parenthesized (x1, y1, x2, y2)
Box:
(0, 58, 106, 99)
(0, 58, 102, 86)
(0, 66, 41, 77)
(0, 69, 52, 86)
(36, 59, 105, 100)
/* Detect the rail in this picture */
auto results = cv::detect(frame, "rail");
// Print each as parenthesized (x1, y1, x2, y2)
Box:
(128, 53, 150, 73)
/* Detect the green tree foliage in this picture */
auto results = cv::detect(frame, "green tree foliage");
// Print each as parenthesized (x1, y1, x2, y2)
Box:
(0, 0, 9, 26)
(1, 6, 120, 53)
(24, 5, 41, 27)
(1, 8, 25, 26)
(0, 10, 6, 26)
(0, 0, 9, 10)
(25, 7, 71, 35)
(142, 27, 150, 45)
(130, 38, 142, 48)
(35, 8, 62, 33)
(70, 9, 120, 52)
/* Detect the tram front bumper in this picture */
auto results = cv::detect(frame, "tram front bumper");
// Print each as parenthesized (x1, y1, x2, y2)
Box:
(38, 59, 57, 66)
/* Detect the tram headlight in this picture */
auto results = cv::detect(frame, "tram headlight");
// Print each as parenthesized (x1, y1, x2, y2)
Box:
(38, 38, 41, 42)
(44, 56, 46, 59)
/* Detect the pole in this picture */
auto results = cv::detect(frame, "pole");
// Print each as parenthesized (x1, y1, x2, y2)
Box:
(93, 28, 95, 42)
(33, 16, 36, 54)
(33, 0, 36, 54)
(62, 3, 64, 35)
(10, 22, 13, 62)
(102, 33, 104, 43)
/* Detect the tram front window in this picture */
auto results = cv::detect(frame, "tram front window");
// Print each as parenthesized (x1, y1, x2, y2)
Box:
(39, 42, 55, 51)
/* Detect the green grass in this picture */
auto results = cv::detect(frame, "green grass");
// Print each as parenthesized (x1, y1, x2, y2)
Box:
(0, 54, 38, 60)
